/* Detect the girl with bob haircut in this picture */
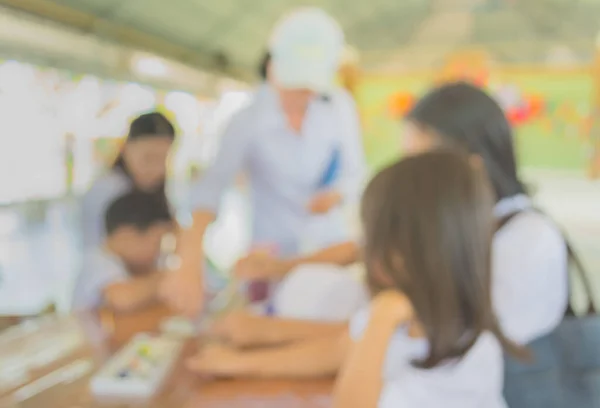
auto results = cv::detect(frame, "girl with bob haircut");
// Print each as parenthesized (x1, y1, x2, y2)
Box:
(333, 149, 525, 407)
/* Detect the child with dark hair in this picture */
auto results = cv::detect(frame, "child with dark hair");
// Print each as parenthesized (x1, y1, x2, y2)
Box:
(82, 112, 175, 248)
(72, 191, 173, 311)
(333, 150, 525, 407)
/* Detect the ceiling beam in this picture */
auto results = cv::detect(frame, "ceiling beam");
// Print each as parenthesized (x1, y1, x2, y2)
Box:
(0, 0, 251, 81)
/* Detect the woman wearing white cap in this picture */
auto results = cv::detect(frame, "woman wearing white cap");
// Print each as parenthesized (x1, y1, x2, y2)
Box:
(160, 8, 367, 316)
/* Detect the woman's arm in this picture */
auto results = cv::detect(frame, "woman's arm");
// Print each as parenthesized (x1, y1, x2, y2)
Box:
(236, 241, 360, 280)
(287, 241, 360, 271)
(212, 311, 347, 347)
(160, 110, 253, 316)
(188, 329, 350, 379)
(259, 318, 347, 345)
(158, 212, 212, 317)
(333, 292, 412, 408)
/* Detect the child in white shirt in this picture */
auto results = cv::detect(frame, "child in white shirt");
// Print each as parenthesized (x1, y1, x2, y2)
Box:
(72, 191, 172, 311)
(333, 150, 526, 408)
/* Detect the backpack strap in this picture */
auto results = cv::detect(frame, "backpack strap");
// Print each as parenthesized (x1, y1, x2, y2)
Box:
(531, 208, 595, 316)
(497, 209, 595, 316)
(496, 212, 521, 231)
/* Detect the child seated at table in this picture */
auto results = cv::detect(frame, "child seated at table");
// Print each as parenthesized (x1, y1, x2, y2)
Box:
(332, 150, 527, 407)
(72, 191, 173, 312)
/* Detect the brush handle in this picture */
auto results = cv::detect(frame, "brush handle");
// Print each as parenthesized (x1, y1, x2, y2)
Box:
(317, 147, 341, 189)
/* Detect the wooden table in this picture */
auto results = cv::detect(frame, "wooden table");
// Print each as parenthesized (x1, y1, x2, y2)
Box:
(0, 305, 333, 407)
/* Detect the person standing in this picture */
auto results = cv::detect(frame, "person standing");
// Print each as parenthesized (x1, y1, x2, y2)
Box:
(160, 8, 366, 316)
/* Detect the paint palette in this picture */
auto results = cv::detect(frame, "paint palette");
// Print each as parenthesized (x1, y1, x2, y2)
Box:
(90, 334, 183, 398)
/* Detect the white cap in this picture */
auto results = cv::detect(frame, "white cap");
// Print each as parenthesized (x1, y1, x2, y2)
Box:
(269, 8, 344, 93)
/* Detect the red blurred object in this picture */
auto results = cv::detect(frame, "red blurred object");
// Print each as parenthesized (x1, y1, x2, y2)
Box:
(507, 106, 530, 125)
(246, 244, 278, 303)
(505, 94, 545, 126)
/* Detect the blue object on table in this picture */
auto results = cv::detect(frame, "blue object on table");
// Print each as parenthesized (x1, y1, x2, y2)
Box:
(265, 302, 276, 316)
(317, 147, 340, 189)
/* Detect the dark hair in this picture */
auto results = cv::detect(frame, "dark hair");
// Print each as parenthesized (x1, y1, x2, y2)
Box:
(405, 82, 526, 201)
(361, 150, 525, 369)
(113, 112, 175, 174)
(105, 191, 173, 236)
(112, 112, 175, 217)
(258, 52, 271, 81)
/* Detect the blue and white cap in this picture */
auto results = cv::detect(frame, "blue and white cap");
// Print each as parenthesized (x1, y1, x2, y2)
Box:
(269, 8, 344, 93)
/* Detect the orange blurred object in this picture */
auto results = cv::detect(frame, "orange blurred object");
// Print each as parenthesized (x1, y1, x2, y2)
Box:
(388, 92, 415, 118)
(438, 49, 491, 87)
(527, 94, 545, 116)
(472, 71, 489, 88)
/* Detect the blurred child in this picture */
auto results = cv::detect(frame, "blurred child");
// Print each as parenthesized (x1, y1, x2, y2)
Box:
(72, 191, 172, 311)
(332, 150, 525, 407)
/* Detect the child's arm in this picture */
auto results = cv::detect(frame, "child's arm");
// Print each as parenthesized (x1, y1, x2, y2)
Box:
(188, 329, 351, 379)
(102, 273, 162, 312)
(236, 241, 360, 280)
(288, 240, 360, 271)
(211, 311, 347, 347)
(333, 292, 412, 408)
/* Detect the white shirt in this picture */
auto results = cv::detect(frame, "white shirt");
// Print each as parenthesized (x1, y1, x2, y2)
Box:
(81, 170, 132, 248)
(492, 195, 568, 344)
(71, 247, 128, 310)
(350, 309, 506, 408)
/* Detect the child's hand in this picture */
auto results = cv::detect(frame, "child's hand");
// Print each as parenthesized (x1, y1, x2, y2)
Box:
(186, 343, 243, 377)
(371, 290, 413, 325)
(308, 190, 342, 214)
(210, 311, 266, 348)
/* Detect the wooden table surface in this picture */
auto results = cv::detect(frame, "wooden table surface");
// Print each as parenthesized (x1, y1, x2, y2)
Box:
(0, 305, 333, 407)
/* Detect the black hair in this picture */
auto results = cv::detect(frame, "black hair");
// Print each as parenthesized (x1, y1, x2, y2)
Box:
(405, 82, 526, 201)
(112, 112, 175, 174)
(112, 112, 175, 218)
(105, 191, 173, 236)
(258, 52, 271, 81)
